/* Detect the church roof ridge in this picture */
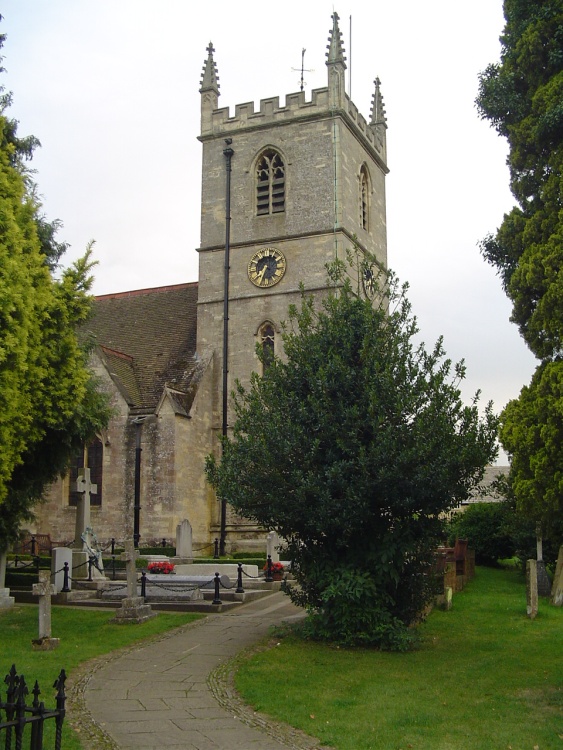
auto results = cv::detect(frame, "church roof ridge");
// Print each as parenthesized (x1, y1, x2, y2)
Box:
(99, 345, 133, 362)
(95, 281, 197, 301)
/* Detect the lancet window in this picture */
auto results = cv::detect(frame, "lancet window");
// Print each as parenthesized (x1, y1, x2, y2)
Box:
(360, 165, 369, 230)
(256, 149, 285, 216)
(259, 322, 275, 372)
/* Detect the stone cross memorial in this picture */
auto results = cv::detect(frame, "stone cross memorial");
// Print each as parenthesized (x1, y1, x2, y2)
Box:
(32, 570, 60, 650)
(125, 540, 139, 599)
(112, 540, 156, 624)
(73, 468, 97, 549)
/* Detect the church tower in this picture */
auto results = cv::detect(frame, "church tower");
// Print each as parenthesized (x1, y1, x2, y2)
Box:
(196, 13, 388, 544)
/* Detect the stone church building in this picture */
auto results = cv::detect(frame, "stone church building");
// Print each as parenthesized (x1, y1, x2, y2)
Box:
(35, 13, 389, 552)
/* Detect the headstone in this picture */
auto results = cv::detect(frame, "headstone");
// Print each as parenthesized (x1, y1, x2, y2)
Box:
(535, 524, 552, 596)
(73, 467, 96, 549)
(176, 519, 193, 559)
(0, 548, 15, 609)
(32, 571, 59, 650)
(111, 540, 156, 624)
(267, 531, 280, 563)
(551, 545, 563, 606)
(526, 559, 538, 619)
(51, 547, 73, 593)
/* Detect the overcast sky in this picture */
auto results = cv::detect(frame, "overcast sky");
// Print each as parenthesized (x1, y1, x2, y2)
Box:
(3, 1, 537, 460)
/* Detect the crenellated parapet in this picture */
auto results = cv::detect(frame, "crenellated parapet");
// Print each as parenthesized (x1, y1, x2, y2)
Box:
(201, 86, 386, 163)
(199, 12, 386, 165)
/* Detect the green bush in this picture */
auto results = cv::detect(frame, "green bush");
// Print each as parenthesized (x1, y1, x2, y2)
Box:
(6, 571, 38, 588)
(8, 553, 50, 568)
(139, 546, 175, 556)
(232, 551, 267, 560)
(448, 503, 514, 565)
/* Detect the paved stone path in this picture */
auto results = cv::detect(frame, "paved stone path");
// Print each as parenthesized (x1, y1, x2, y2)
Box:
(85, 592, 325, 750)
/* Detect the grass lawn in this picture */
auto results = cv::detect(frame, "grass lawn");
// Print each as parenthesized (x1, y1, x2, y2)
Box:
(0, 605, 202, 750)
(235, 567, 563, 750)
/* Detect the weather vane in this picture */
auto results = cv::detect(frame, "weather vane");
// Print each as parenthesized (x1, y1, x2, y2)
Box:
(291, 48, 315, 92)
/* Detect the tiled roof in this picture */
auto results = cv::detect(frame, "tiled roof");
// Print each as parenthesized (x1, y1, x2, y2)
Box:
(84, 283, 199, 412)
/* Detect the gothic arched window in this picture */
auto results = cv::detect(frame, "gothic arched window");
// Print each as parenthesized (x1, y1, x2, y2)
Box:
(68, 437, 103, 507)
(360, 165, 369, 230)
(259, 322, 275, 372)
(256, 149, 285, 216)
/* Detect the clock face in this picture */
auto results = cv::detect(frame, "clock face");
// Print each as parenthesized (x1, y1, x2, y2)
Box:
(248, 247, 286, 288)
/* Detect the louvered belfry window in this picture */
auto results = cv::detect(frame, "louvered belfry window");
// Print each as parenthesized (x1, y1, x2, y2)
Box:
(256, 149, 285, 215)
(260, 322, 275, 371)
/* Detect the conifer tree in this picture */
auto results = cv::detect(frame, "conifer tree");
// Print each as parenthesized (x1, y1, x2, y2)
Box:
(477, 0, 563, 539)
(0, 29, 110, 547)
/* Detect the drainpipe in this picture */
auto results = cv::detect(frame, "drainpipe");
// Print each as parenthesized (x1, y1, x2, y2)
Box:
(132, 416, 147, 549)
(220, 138, 234, 556)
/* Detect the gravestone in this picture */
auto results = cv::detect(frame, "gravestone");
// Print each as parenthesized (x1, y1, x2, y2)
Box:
(266, 531, 280, 564)
(535, 524, 552, 597)
(51, 547, 73, 593)
(0, 549, 15, 609)
(551, 545, 563, 607)
(526, 559, 538, 619)
(111, 541, 156, 624)
(176, 519, 193, 559)
(32, 571, 59, 650)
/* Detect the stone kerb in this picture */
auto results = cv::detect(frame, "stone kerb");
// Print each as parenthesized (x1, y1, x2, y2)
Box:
(174, 563, 258, 578)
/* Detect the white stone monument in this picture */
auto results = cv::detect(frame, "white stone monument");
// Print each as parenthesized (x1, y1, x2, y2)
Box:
(176, 519, 193, 560)
(266, 531, 280, 563)
(51, 547, 73, 593)
(0, 549, 15, 609)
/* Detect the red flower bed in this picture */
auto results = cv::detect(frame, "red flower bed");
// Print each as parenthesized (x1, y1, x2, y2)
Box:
(147, 561, 175, 574)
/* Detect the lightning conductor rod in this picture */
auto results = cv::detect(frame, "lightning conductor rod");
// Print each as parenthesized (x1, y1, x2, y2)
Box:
(220, 138, 234, 557)
(349, 15, 352, 98)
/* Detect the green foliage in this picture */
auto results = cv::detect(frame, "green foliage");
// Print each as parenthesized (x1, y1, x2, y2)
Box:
(500, 360, 563, 539)
(0, 30, 111, 548)
(206, 262, 498, 648)
(447, 503, 514, 565)
(236, 568, 563, 750)
(476, 0, 563, 359)
(477, 1, 563, 543)
(231, 551, 267, 560)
